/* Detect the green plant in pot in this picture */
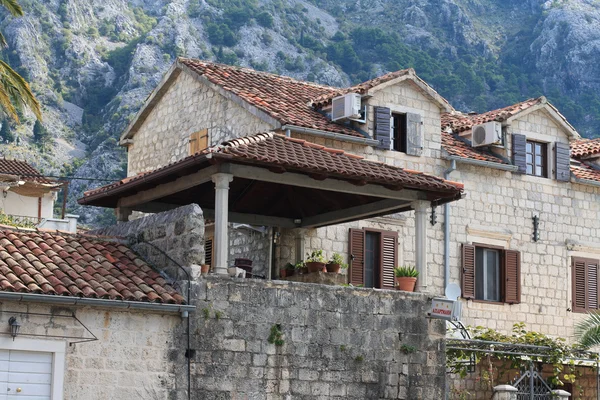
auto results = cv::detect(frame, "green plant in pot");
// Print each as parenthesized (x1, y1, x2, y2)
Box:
(305, 250, 326, 273)
(327, 253, 348, 273)
(295, 260, 307, 274)
(394, 266, 419, 292)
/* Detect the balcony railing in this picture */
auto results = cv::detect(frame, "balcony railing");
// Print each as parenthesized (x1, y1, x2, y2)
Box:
(1, 214, 43, 228)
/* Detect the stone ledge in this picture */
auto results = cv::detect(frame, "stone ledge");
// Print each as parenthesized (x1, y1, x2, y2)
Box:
(283, 271, 348, 286)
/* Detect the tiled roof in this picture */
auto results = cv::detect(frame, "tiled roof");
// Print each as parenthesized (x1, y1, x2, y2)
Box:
(571, 162, 600, 183)
(81, 132, 463, 202)
(310, 69, 411, 106)
(571, 138, 600, 158)
(441, 132, 509, 165)
(442, 98, 542, 133)
(178, 58, 363, 137)
(0, 228, 185, 304)
(0, 158, 55, 184)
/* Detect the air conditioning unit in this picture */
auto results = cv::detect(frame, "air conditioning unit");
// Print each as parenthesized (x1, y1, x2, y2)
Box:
(471, 121, 502, 147)
(331, 93, 362, 121)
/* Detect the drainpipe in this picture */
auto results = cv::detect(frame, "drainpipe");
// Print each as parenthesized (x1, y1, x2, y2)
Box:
(444, 160, 456, 290)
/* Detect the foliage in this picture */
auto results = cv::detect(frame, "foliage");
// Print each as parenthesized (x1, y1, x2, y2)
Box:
(394, 266, 418, 277)
(400, 344, 417, 354)
(0, 119, 13, 142)
(0, 211, 36, 229)
(306, 249, 326, 263)
(267, 324, 284, 346)
(575, 312, 600, 349)
(255, 11, 273, 28)
(447, 323, 595, 390)
(294, 260, 305, 270)
(329, 253, 348, 269)
(354, 355, 364, 362)
(32, 120, 51, 149)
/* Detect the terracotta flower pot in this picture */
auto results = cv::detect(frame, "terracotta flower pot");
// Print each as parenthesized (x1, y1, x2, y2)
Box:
(201, 264, 210, 275)
(280, 269, 288, 278)
(306, 262, 326, 273)
(396, 277, 417, 292)
(326, 263, 341, 273)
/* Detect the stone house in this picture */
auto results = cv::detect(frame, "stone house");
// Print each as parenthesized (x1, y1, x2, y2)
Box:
(78, 58, 600, 396)
(0, 158, 78, 232)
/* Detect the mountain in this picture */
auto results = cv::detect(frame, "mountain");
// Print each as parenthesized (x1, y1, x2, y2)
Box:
(1, 0, 599, 226)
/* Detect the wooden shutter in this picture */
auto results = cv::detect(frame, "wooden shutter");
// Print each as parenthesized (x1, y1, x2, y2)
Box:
(374, 107, 391, 150)
(189, 128, 209, 155)
(461, 244, 476, 299)
(406, 112, 423, 156)
(555, 142, 571, 182)
(512, 134, 527, 174)
(349, 229, 365, 286)
(204, 237, 214, 269)
(380, 231, 398, 290)
(572, 257, 600, 312)
(503, 250, 521, 304)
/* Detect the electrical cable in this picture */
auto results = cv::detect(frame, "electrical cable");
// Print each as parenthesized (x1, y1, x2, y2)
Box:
(0, 172, 118, 182)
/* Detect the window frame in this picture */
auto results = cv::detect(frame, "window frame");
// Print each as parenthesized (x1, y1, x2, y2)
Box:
(348, 228, 397, 290)
(462, 243, 520, 305)
(525, 139, 548, 178)
(572, 256, 600, 313)
(391, 112, 407, 153)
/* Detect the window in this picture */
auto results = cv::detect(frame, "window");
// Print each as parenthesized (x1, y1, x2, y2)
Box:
(205, 236, 214, 269)
(349, 228, 397, 289)
(525, 140, 547, 177)
(462, 244, 521, 304)
(572, 257, 600, 313)
(189, 128, 208, 155)
(392, 113, 407, 153)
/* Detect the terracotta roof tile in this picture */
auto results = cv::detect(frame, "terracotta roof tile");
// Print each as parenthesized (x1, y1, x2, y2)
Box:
(178, 58, 363, 137)
(0, 229, 185, 304)
(81, 132, 464, 201)
(571, 162, 600, 183)
(442, 98, 543, 133)
(0, 159, 55, 184)
(571, 138, 600, 159)
(441, 132, 509, 165)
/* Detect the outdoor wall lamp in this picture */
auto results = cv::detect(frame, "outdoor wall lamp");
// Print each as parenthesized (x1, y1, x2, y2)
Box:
(8, 317, 20, 340)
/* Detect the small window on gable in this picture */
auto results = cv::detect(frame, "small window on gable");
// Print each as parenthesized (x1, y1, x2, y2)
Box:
(526, 140, 548, 178)
(462, 244, 521, 304)
(189, 128, 209, 155)
(392, 113, 407, 153)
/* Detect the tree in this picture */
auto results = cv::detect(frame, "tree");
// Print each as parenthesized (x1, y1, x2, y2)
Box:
(0, 0, 41, 123)
(33, 120, 50, 149)
(0, 119, 13, 142)
(575, 312, 600, 349)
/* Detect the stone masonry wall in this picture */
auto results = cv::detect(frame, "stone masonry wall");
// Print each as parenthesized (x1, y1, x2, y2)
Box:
(127, 71, 274, 176)
(0, 301, 185, 400)
(92, 204, 205, 296)
(191, 276, 446, 399)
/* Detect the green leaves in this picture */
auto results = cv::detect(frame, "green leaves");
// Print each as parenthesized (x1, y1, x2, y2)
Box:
(575, 312, 600, 350)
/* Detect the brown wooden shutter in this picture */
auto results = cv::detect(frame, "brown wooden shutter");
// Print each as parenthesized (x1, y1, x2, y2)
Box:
(555, 142, 571, 182)
(512, 134, 527, 174)
(189, 128, 209, 155)
(588, 261, 599, 310)
(349, 229, 365, 286)
(374, 107, 391, 150)
(573, 257, 588, 312)
(380, 230, 398, 290)
(204, 237, 214, 269)
(461, 244, 476, 299)
(406, 112, 423, 156)
(503, 250, 521, 304)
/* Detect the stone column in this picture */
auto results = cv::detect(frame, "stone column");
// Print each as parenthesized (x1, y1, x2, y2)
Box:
(492, 385, 517, 400)
(212, 173, 233, 275)
(551, 390, 571, 399)
(412, 200, 429, 291)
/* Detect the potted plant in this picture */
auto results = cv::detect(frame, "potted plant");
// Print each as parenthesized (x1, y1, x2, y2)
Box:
(394, 266, 419, 292)
(327, 253, 348, 273)
(305, 250, 326, 273)
(201, 264, 210, 275)
(295, 260, 308, 274)
(280, 263, 295, 278)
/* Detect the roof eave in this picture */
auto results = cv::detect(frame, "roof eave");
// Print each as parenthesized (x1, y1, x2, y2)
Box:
(572, 176, 600, 188)
(505, 100, 581, 140)
(442, 152, 519, 172)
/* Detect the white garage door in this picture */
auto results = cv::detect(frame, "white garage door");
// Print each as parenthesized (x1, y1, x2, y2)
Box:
(0, 349, 52, 400)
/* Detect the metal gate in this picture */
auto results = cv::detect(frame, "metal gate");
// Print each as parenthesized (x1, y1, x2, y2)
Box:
(512, 364, 553, 400)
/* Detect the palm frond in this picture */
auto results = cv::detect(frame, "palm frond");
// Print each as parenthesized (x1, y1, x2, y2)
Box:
(0, 32, 7, 48)
(0, 83, 18, 122)
(575, 312, 600, 349)
(0, 0, 23, 16)
(0, 60, 41, 121)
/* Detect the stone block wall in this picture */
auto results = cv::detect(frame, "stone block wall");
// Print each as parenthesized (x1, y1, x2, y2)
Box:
(0, 302, 185, 400)
(92, 204, 205, 296)
(126, 71, 274, 176)
(191, 276, 446, 399)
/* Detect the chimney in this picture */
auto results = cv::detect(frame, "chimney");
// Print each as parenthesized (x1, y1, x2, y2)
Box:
(66, 214, 79, 233)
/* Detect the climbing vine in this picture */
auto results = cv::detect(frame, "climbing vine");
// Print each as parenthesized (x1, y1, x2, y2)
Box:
(447, 323, 597, 395)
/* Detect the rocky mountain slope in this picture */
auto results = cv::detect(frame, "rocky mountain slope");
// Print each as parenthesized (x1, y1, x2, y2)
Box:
(1, 0, 598, 226)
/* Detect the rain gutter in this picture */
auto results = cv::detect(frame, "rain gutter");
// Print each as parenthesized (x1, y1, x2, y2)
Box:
(281, 124, 380, 146)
